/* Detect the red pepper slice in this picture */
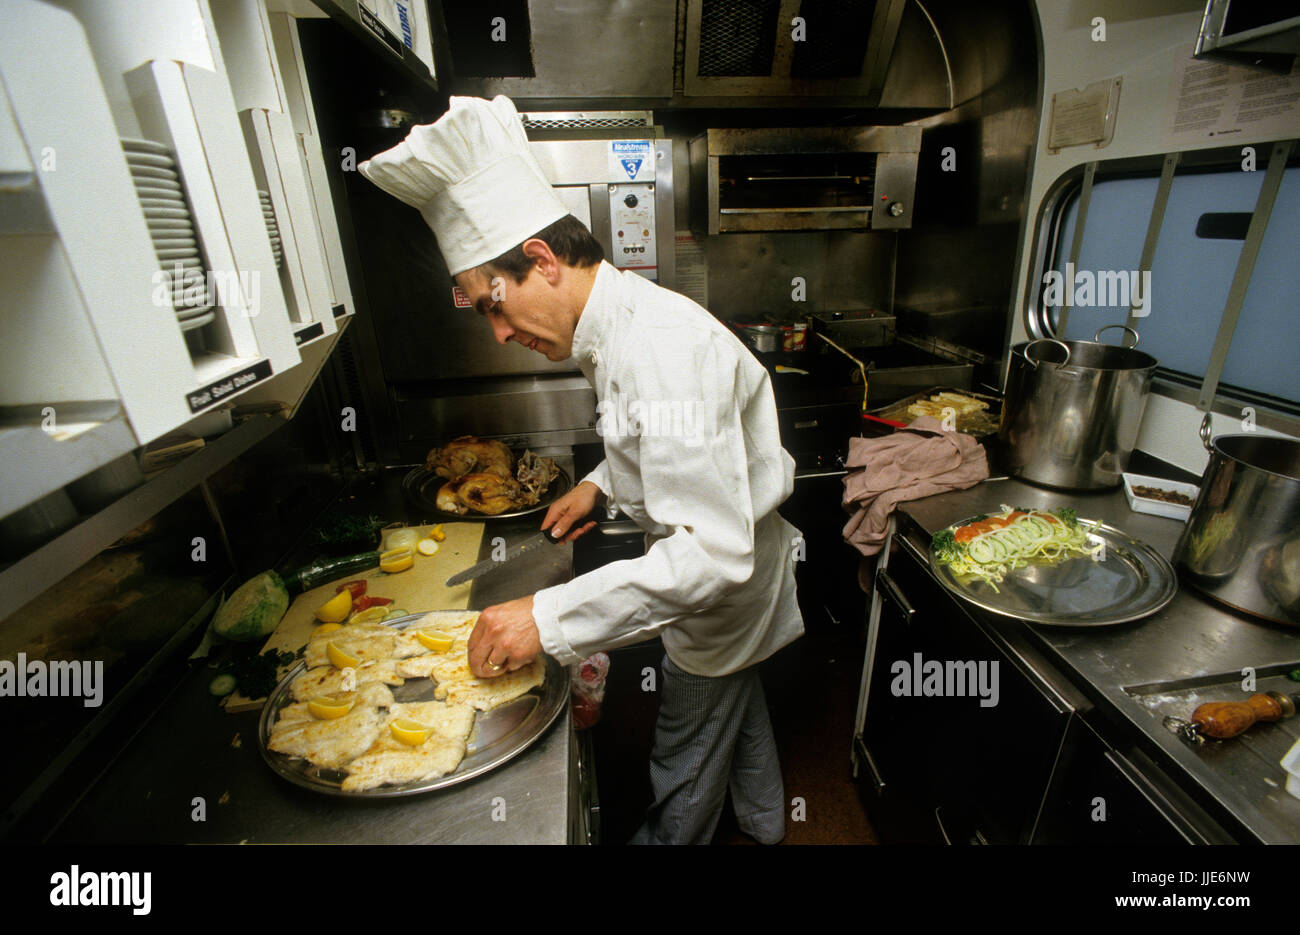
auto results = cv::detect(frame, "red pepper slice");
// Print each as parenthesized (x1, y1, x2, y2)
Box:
(353, 595, 393, 611)
(334, 580, 367, 598)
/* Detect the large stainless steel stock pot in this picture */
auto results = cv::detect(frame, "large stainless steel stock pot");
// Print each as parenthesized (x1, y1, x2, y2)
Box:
(1000, 325, 1158, 490)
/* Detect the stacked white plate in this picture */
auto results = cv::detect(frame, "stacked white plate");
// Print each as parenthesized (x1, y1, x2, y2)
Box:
(258, 190, 283, 269)
(122, 138, 213, 332)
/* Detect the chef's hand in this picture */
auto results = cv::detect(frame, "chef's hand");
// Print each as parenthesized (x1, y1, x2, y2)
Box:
(468, 595, 542, 678)
(541, 480, 603, 543)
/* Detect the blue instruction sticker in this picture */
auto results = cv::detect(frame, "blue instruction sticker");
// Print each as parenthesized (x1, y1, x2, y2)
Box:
(609, 140, 654, 182)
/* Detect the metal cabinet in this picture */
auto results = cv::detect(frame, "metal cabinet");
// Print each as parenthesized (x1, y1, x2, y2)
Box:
(855, 553, 945, 844)
(1030, 717, 1227, 845)
(858, 535, 1071, 844)
(854, 518, 1237, 845)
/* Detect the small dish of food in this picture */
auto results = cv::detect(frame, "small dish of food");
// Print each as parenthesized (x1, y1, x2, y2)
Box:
(1122, 473, 1199, 522)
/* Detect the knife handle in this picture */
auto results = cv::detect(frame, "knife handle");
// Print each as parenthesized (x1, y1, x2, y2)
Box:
(542, 510, 597, 544)
(1191, 692, 1291, 739)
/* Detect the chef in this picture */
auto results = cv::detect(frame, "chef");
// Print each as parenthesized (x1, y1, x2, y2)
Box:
(360, 96, 804, 845)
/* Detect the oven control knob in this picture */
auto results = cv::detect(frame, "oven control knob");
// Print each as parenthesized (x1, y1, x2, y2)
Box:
(624, 194, 639, 207)
(888, 202, 905, 217)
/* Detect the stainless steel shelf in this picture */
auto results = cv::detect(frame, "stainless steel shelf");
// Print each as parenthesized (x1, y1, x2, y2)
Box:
(0, 414, 285, 617)
(0, 407, 138, 520)
(310, 0, 438, 93)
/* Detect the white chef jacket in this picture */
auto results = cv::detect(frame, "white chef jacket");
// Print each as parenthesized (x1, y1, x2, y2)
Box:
(532, 261, 805, 677)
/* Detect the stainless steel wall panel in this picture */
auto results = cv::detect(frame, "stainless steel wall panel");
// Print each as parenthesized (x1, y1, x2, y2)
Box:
(700, 229, 895, 321)
(453, 0, 676, 99)
(393, 375, 598, 457)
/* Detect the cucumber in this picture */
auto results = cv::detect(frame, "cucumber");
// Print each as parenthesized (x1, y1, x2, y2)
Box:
(208, 673, 238, 697)
(968, 539, 995, 564)
(384, 608, 409, 621)
(280, 552, 381, 594)
(211, 571, 290, 643)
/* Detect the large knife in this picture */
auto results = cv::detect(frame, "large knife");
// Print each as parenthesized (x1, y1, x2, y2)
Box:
(445, 529, 566, 587)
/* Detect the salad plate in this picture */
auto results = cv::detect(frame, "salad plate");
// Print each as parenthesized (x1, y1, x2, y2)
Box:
(929, 508, 1177, 626)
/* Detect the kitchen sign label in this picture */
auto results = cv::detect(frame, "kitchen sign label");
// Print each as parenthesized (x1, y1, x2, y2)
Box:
(294, 323, 324, 346)
(359, 0, 405, 57)
(185, 360, 272, 414)
(609, 140, 653, 182)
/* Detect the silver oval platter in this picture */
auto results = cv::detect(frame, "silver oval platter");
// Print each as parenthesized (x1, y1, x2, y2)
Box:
(258, 612, 568, 797)
(929, 517, 1178, 626)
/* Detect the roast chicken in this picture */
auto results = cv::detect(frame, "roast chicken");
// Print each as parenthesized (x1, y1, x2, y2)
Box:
(426, 436, 514, 481)
(427, 436, 559, 515)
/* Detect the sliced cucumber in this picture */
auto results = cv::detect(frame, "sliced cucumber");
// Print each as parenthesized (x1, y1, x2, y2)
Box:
(968, 539, 996, 564)
(383, 608, 409, 621)
(209, 673, 238, 697)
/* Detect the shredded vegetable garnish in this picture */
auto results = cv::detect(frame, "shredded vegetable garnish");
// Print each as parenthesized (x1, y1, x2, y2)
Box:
(932, 504, 1103, 592)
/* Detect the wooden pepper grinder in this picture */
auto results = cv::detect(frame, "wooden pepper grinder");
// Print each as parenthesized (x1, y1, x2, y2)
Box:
(1191, 691, 1299, 739)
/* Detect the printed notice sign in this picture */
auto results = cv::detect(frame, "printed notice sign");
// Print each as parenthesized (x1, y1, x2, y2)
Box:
(609, 140, 654, 182)
(1162, 44, 1300, 147)
(1047, 78, 1121, 151)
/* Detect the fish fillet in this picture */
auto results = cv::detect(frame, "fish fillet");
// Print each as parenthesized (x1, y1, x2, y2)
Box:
(408, 610, 480, 635)
(430, 655, 546, 711)
(290, 659, 404, 700)
(395, 654, 439, 678)
(275, 682, 395, 725)
(340, 701, 476, 792)
(267, 691, 390, 769)
(304, 626, 398, 669)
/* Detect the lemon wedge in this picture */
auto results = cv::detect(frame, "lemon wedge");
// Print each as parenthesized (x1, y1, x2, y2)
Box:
(326, 640, 360, 669)
(308, 692, 356, 719)
(390, 718, 430, 745)
(416, 629, 454, 652)
(379, 547, 414, 573)
(315, 589, 352, 623)
(429, 524, 446, 542)
(348, 607, 390, 626)
(417, 538, 440, 556)
(314, 622, 344, 635)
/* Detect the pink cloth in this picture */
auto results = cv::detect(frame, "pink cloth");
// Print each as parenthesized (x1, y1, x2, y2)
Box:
(841, 416, 989, 556)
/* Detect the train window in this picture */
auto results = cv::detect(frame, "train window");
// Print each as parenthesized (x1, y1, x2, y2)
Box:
(1040, 160, 1300, 411)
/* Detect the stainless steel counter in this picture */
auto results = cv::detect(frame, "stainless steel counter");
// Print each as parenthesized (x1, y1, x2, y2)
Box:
(49, 462, 579, 845)
(894, 477, 1300, 844)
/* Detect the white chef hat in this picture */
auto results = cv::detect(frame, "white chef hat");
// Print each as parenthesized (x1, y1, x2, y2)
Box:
(358, 95, 567, 276)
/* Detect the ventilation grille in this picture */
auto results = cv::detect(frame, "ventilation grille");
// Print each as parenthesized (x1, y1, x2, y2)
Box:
(698, 0, 780, 77)
(521, 113, 653, 131)
(790, 0, 877, 78)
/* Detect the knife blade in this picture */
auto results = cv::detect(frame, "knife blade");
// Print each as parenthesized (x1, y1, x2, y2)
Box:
(444, 529, 565, 587)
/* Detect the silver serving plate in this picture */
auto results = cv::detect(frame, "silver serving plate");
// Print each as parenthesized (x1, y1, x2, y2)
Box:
(257, 613, 568, 797)
(930, 517, 1177, 626)
(401, 465, 572, 521)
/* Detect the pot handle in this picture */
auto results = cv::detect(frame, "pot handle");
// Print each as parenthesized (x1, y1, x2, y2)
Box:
(1094, 323, 1140, 347)
(1199, 412, 1215, 453)
(1023, 338, 1071, 369)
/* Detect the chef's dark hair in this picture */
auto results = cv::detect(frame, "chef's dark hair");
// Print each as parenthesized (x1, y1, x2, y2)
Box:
(480, 214, 603, 283)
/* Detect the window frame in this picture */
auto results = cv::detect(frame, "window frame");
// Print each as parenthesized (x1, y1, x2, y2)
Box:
(1021, 142, 1300, 436)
